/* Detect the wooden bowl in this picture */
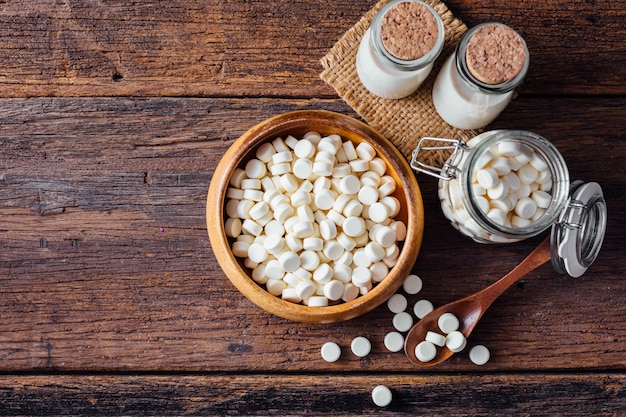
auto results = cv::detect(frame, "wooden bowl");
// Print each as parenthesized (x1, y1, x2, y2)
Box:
(206, 110, 424, 323)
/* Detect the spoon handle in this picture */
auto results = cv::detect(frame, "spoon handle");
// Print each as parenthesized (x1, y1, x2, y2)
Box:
(472, 235, 552, 309)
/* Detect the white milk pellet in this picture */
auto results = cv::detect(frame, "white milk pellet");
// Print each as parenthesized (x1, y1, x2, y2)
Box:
(320, 341, 342, 363)
(296, 280, 316, 300)
(415, 340, 437, 362)
(307, 296, 329, 307)
(425, 331, 446, 347)
(342, 283, 360, 302)
(387, 293, 407, 314)
(383, 331, 405, 353)
(224, 132, 406, 306)
(469, 344, 491, 365)
(323, 280, 344, 301)
(351, 336, 372, 357)
(437, 312, 460, 334)
(371, 385, 393, 408)
(370, 262, 388, 283)
(402, 274, 422, 295)
(445, 331, 467, 353)
(438, 138, 554, 243)
(392, 312, 414, 332)
(413, 299, 434, 319)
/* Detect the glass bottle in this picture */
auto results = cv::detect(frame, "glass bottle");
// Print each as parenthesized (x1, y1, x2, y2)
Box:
(356, 0, 445, 99)
(432, 23, 529, 130)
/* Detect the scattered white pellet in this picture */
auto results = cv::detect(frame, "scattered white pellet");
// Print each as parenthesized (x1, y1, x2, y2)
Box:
(402, 274, 422, 295)
(387, 293, 407, 313)
(437, 312, 460, 334)
(413, 299, 434, 319)
(320, 341, 341, 363)
(371, 385, 393, 407)
(392, 312, 413, 332)
(351, 336, 372, 357)
(469, 344, 491, 365)
(415, 340, 437, 362)
(425, 331, 446, 347)
(383, 331, 405, 353)
(445, 331, 467, 353)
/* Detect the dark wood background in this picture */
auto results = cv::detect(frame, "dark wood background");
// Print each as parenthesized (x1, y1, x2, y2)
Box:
(0, 0, 624, 415)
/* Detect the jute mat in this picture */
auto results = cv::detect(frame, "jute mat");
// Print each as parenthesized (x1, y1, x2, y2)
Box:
(320, 0, 481, 169)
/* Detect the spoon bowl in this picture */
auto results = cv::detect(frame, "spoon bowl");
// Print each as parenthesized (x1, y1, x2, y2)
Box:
(404, 236, 552, 366)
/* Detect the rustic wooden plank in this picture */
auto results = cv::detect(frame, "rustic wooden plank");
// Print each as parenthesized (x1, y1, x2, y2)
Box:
(0, 97, 624, 373)
(0, 0, 623, 98)
(0, 373, 624, 416)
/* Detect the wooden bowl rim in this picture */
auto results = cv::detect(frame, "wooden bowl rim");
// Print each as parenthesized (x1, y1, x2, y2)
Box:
(206, 110, 424, 323)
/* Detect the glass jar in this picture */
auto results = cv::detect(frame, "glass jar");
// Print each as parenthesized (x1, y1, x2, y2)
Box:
(356, 0, 445, 99)
(432, 22, 529, 130)
(411, 130, 606, 277)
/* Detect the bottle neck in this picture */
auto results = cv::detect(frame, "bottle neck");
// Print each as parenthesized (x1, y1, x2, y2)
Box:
(455, 22, 530, 94)
(370, 0, 445, 72)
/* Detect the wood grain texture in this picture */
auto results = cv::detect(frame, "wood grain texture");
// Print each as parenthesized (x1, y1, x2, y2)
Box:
(0, 0, 623, 97)
(0, 97, 624, 373)
(0, 0, 625, 414)
(0, 374, 624, 416)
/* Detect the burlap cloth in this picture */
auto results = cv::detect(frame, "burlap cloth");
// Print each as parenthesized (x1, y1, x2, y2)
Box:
(320, 0, 481, 169)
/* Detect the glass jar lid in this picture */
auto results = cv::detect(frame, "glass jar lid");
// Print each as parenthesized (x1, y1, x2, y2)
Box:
(550, 181, 607, 277)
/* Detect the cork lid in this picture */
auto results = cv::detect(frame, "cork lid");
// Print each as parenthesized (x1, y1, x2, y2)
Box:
(465, 23, 527, 85)
(380, 1, 439, 61)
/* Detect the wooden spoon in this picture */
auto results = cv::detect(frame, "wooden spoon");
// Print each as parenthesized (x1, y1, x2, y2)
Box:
(404, 235, 552, 367)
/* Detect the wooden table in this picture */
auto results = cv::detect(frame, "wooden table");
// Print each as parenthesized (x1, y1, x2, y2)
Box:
(0, 1, 624, 415)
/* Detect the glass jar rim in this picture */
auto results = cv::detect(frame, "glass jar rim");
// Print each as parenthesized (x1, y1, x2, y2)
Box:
(370, 0, 445, 71)
(455, 22, 530, 94)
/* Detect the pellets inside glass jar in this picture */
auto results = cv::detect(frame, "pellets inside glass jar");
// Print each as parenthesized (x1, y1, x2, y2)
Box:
(224, 133, 406, 306)
(439, 138, 553, 243)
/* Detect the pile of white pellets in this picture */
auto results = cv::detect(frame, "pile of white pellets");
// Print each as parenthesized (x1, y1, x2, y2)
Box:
(439, 136, 554, 243)
(224, 131, 407, 306)
(319, 273, 490, 407)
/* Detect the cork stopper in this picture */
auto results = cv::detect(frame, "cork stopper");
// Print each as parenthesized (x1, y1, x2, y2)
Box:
(465, 24, 526, 85)
(380, 1, 439, 61)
